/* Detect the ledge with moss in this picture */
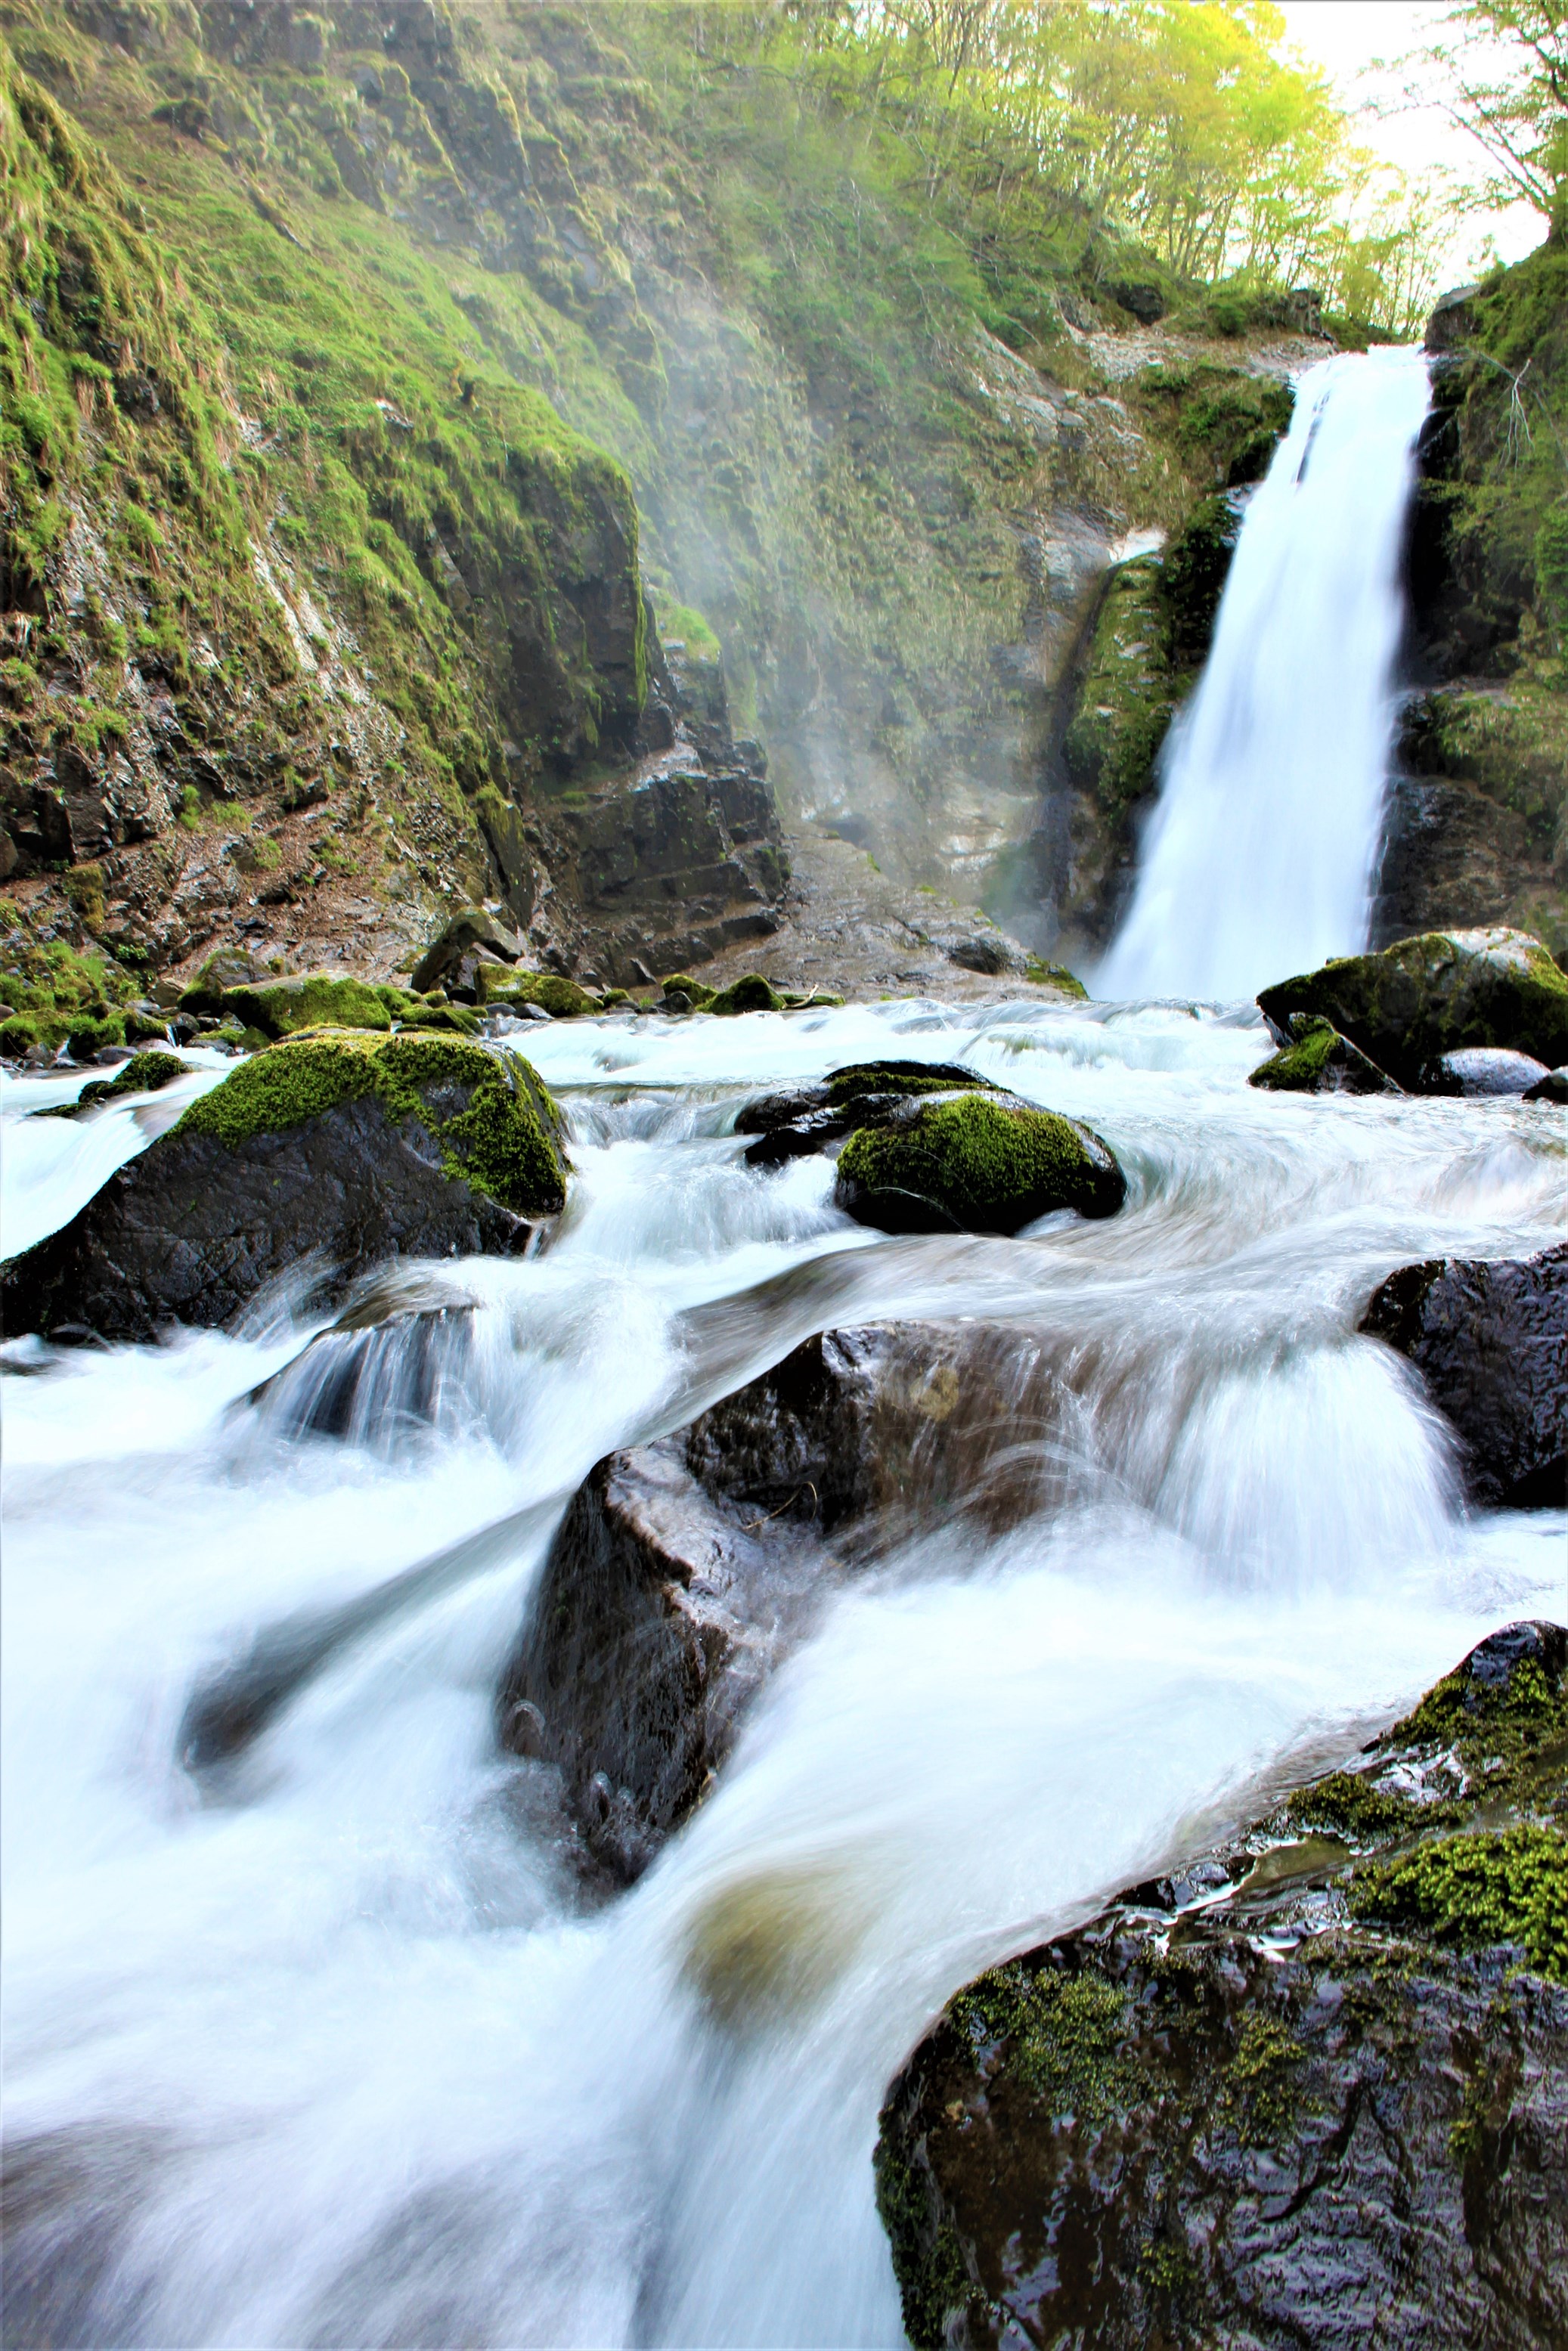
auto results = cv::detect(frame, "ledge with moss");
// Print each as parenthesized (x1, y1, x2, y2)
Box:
(876, 1618, 1568, 2350)
(2, 1033, 569, 1343)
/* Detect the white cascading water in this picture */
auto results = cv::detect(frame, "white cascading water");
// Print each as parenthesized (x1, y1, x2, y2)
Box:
(3, 999, 1565, 2349)
(1099, 347, 1433, 1002)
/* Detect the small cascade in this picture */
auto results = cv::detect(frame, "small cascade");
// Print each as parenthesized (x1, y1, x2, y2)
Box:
(1099, 348, 1432, 1003)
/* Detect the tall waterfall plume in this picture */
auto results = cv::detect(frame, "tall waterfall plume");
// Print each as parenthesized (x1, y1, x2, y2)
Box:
(1098, 348, 1432, 1003)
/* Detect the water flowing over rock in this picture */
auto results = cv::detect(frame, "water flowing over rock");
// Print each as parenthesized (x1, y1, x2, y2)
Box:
(875, 1622, 1568, 2351)
(1360, 1243, 1568, 1508)
(0, 1035, 566, 1343)
(1099, 351, 1431, 1000)
(497, 1320, 1073, 1881)
(1258, 928, 1568, 1091)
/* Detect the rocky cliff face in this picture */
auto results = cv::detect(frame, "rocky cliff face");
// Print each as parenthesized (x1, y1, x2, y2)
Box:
(4, 1, 1558, 1016)
(1380, 247, 1568, 959)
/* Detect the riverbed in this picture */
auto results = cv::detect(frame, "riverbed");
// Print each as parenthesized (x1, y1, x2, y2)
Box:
(3, 992, 1564, 2347)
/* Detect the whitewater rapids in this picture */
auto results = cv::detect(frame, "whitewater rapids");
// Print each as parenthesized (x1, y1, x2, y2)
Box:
(3, 993, 1565, 2347)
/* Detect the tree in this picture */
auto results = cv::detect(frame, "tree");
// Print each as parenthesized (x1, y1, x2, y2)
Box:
(1401, 1, 1567, 241)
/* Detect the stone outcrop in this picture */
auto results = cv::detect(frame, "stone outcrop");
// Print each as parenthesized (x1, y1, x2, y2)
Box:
(875, 1621, 1568, 2350)
(1, 1033, 567, 1343)
(497, 1320, 1074, 1880)
(1248, 1015, 1402, 1094)
(1360, 1241, 1567, 1507)
(1257, 928, 1568, 1089)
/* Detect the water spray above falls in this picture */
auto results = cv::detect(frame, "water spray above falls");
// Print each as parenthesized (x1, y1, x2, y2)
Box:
(1098, 348, 1432, 1005)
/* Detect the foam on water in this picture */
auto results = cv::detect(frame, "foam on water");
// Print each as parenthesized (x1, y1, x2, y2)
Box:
(2, 996, 1564, 2346)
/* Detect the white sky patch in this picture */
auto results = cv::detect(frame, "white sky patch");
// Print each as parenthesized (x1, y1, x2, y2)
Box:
(1279, 0, 1545, 280)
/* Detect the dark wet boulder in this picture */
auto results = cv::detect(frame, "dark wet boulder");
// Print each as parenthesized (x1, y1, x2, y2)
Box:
(835, 1093, 1124, 1234)
(1421, 1045, 1551, 1096)
(1248, 1015, 1401, 1094)
(738, 1061, 997, 1167)
(1257, 928, 1568, 1089)
(1525, 1066, 1568, 1103)
(498, 1321, 1071, 1880)
(1, 1033, 567, 1345)
(875, 1622, 1568, 2351)
(1360, 1241, 1566, 1507)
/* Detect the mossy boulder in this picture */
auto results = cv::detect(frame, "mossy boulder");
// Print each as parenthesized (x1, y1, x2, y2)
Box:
(1248, 1015, 1401, 1095)
(0, 1033, 567, 1344)
(180, 973, 395, 1040)
(482, 969, 598, 1020)
(835, 1093, 1125, 1234)
(875, 1620, 1568, 2350)
(1257, 928, 1568, 1088)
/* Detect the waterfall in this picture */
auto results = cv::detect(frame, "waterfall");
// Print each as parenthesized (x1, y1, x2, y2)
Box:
(1098, 347, 1432, 1004)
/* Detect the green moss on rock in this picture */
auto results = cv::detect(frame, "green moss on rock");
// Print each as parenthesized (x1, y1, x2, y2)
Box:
(1352, 1827, 1568, 1980)
(836, 1092, 1124, 1234)
(182, 974, 394, 1039)
(1257, 927, 1568, 1085)
(485, 970, 598, 1019)
(73, 1049, 186, 1110)
(1249, 1016, 1401, 1094)
(710, 973, 788, 1016)
(175, 1030, 566, 1216)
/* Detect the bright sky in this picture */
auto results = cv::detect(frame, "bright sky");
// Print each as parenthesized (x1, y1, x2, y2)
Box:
(1278, 0, 1545, 280)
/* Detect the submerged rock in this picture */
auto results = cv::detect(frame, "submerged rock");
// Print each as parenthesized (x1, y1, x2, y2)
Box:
(497, 1321, 1073, 1880)
(1257, 927, 1568, 1088)
(1359, 1241, 1567, 1507)
(1, 1033, 567, 1345)
(835, 1094, 1125, 1234)
(1248, 1014, 1401, 1094)
(875, 1622, 1568, 2351)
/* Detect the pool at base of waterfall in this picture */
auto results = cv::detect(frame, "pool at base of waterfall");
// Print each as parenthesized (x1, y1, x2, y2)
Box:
(2, 990, 1564, 2349)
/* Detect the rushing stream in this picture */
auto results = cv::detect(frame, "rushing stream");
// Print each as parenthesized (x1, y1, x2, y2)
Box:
(3, 997, 1565, 2346)
(1100, 347, 1433, 1001)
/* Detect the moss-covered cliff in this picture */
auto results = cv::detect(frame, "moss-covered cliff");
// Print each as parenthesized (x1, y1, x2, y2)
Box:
(1390, 243, 1568, 955)
(0, 0, 1337, 1018)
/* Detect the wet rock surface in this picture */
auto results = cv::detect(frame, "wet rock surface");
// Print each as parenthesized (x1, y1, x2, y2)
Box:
(497, 1321, 1071, 1881)
(834, 1094, 1125, 1235)
(1, 1035, 566, 1344)
(875, 1622, 1568, 2351)
(736, 1061, 999, 1167)
(1359, 1242, 1568, 1508)
(1421, 1045, 1551, 1096)
(1249, 1016, 1402, 1094)
(1257, 928, 1568, 1089)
